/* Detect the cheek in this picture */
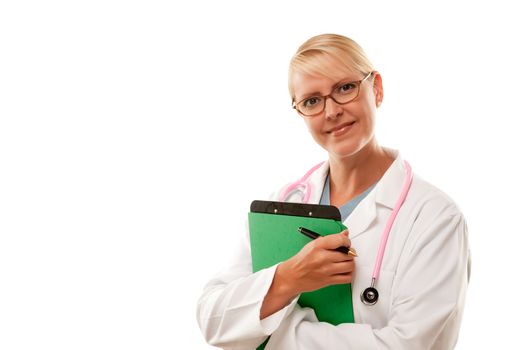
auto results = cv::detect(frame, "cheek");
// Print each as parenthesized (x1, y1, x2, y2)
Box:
(351, 104, 375, 129)
(304, 119, 325, 139)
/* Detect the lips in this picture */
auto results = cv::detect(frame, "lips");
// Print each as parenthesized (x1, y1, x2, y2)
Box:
(327, 121, 356, 136)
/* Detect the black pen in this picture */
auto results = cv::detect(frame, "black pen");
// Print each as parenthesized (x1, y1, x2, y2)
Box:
(298, 226, 358, 257)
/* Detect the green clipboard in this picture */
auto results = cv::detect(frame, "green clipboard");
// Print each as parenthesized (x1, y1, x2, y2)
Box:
(249, 200, 355, 328)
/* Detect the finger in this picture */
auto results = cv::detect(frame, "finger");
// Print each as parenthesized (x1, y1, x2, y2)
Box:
(316, 231, 351, 250)
(308, 249, 351, 268)
(327, 260, 355, 275)
(330, 272, 354, 285)
(325, 250, 354, 262)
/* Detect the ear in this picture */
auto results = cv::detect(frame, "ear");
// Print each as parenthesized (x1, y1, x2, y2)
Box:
(372, 71, 384, 107)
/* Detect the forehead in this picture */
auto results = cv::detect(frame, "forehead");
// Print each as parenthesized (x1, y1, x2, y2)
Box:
(292, 69, 362, 101)
(291, 54, 361, 101)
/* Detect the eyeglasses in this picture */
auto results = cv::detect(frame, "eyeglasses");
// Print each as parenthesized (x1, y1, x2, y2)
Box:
(292, 72, 373, 116)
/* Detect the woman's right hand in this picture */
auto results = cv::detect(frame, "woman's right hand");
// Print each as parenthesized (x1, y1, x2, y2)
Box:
(279, 230, 355, 296)
(260, 230, 355, 319)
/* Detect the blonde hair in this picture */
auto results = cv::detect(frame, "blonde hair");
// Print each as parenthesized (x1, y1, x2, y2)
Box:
(288, 34, 375, 101)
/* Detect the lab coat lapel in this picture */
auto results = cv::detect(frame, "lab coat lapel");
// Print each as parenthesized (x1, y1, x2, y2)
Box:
(343, 149, 407, 240)
(344, 191, 378, 240)
(374, 152, 409, 209)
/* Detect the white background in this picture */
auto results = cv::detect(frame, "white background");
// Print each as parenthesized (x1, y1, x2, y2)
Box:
(1, 0, 524, 349)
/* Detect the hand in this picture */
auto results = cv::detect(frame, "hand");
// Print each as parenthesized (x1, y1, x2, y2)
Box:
(279, 230, 355, 296)
(260, 230, 355, 319)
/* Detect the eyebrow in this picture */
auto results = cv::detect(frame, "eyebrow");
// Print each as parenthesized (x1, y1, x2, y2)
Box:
(295, 78, 358, 102)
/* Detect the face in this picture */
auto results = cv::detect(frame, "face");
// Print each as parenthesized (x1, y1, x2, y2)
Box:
(291, 62, 383, 161)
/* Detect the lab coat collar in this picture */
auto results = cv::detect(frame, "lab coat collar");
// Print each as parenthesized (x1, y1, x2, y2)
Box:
(374, 148, 407, 210)
(305, 148, 407, 239)
(306, 161, 330, 205)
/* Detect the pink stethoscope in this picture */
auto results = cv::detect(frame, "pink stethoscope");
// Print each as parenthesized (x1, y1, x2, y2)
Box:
(278, 160, 413, 305)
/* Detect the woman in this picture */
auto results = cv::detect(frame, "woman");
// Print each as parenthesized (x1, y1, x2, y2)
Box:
(197, 34, 470, 349)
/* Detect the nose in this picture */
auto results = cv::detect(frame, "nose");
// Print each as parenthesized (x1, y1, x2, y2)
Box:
(324, 96, 343, 119)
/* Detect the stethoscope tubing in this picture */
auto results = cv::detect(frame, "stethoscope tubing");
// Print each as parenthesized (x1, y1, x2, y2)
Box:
(278, 161, 324, 203)
(372, 160, 413, 280)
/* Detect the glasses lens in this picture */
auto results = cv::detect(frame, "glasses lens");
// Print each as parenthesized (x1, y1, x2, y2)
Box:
(332, 82, 360, 104)
(298, 96, 324, 116)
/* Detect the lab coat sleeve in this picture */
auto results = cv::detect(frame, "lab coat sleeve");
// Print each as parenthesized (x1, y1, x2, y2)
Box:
(196, 221, 300, 349)
(269, 205, 470, 350)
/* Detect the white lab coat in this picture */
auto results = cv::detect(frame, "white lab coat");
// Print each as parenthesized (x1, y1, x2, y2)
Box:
(197, 148, 470, 350)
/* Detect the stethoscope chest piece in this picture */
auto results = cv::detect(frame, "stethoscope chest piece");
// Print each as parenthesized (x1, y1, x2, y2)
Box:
(360, 286, 379, 305)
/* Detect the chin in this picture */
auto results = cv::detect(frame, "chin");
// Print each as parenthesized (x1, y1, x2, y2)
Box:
(326, 140, 364, 158)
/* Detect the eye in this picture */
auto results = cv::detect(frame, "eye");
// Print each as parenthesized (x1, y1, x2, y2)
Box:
(302, 96, 322, 108)
(338, 82, 357, 94)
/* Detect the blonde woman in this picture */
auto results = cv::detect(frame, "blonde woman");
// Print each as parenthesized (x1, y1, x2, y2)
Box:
(197, 34, 470, 350)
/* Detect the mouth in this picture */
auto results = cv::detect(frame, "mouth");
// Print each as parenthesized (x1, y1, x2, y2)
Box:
(327, 121, 356, 135)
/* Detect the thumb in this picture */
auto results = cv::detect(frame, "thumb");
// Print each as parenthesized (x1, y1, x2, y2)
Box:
(319, 230, 350, 249)
(340, 230, 351, 249)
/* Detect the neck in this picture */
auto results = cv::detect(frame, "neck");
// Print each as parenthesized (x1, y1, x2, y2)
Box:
(328, 139, 393, 207)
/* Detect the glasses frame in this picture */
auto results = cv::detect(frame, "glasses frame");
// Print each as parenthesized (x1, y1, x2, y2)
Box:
(292, 71, 374, 117)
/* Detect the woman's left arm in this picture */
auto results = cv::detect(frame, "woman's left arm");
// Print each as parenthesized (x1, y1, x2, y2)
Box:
(268, 206, 470, 350)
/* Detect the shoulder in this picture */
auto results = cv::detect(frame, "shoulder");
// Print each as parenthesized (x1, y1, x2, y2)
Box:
(402, 173, 468, 247)
(407, 172, 464, 216)
(396, 173, 470, 280)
